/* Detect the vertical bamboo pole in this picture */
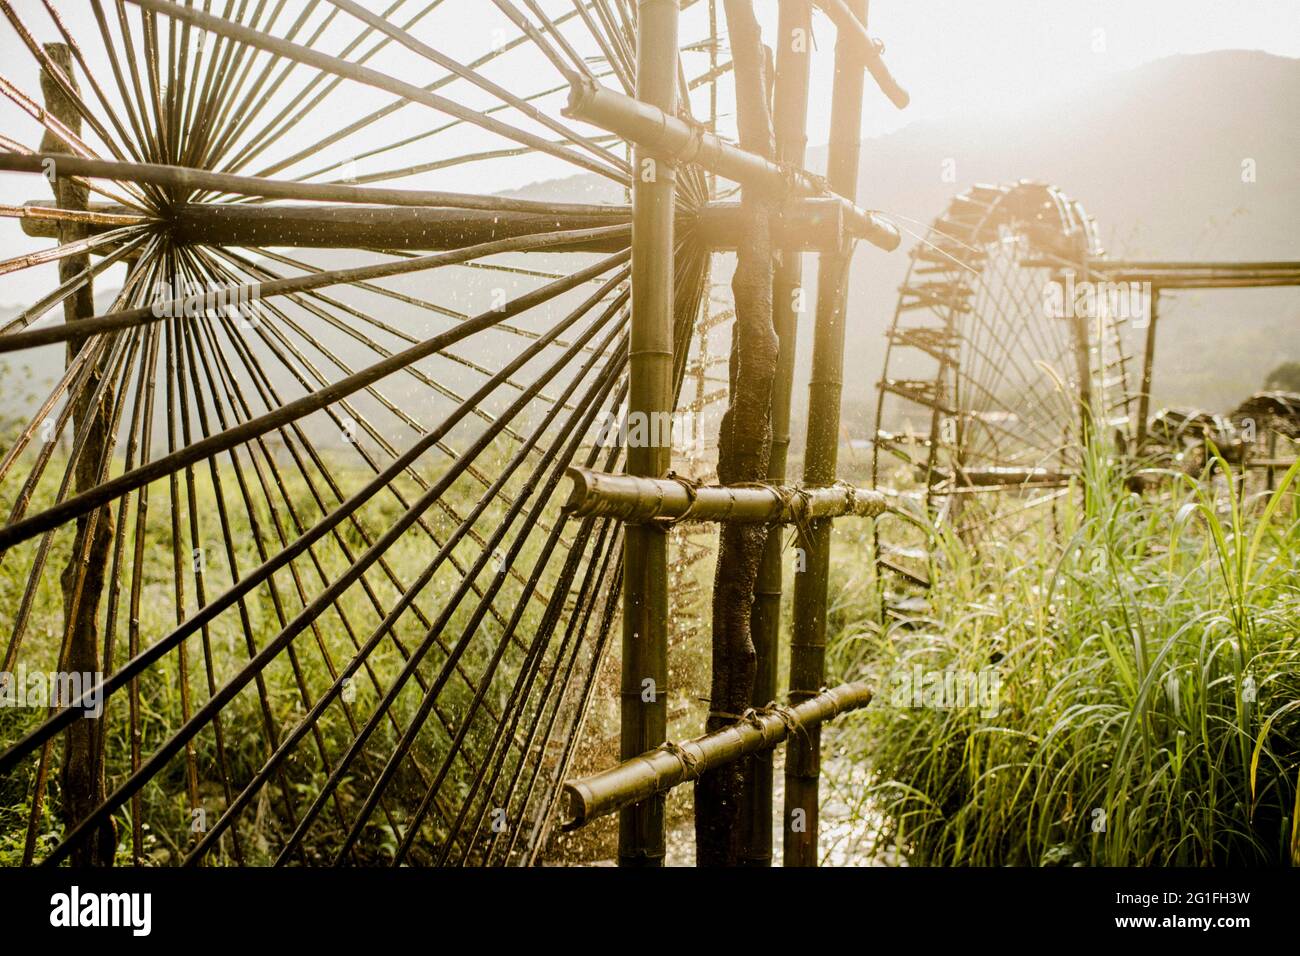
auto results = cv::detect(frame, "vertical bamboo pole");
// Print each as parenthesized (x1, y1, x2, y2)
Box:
(1135, 287, 1160, 448)
(739, 0, 813, 868)
(43, 43, 118, 867)
(1072, 266, 1095, 495)
(619, 0, 678, 867)
(696, 0, 778, 867)
(784, 0, 868, 867)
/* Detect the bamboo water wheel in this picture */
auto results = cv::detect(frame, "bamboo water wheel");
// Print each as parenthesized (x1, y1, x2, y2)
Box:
(0, 0, 734, 867)
(870, 181, 1136, 584)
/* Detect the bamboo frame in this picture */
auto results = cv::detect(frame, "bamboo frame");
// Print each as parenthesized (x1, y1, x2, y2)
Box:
(0, 0, 923, 870)
(562, 682, 873, 830)
(0, 0, 724, 870)
(1088, 262, 1300, 448)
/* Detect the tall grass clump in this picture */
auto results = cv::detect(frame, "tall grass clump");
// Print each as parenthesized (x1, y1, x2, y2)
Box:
(832, 446, 1300, 866)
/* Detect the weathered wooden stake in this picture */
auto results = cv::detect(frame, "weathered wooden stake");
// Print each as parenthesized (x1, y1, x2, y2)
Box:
(785, 0, 869, 867)
(694, 0, 779, 867)
(619, 0, 678, 867)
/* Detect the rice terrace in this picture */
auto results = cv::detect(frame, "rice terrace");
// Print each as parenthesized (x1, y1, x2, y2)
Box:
(0, 0, 1297, 913)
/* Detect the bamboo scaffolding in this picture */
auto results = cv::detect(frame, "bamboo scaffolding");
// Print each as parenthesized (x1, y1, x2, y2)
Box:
(618, 0, 678, 868)
(561, 682, 873, 830)
(562, 466, 894, 523)
(785, 0, 869, 868)
(562, 76, 900, 251)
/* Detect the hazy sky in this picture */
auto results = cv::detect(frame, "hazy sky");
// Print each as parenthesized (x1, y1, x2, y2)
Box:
(827, 0, 1300, 138)
(1, 0, 1297, 304)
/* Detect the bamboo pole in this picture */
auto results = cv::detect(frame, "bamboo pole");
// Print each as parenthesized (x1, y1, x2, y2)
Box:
(696, 199, 846, 252)
(170, 204, 630, 251)
(741, 0, 814, 867)
(15, 194, 849, 253)
(784, 0, 868, 867)
(41, 41, 118, 867)
(562, 682, 873, 830)
(1136, 288, 1160, 448)
(563, 77, 900, 252)
(562, 466, 894, 523)
(618, 0, 678, 868)
(943, 466, 1074, 486)
(809, 0, 910, 108)
(694, 0, 781, 867)
(0, 151, 628, 216)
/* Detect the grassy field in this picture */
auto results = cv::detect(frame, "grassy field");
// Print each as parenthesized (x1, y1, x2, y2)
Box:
(0, 439, 571, 866)
(824, 450, 1300, 866)
(2, 430, 1296, 866)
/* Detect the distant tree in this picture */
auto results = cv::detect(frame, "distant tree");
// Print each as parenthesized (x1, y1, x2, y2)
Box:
(1263, 360, 1300, 393)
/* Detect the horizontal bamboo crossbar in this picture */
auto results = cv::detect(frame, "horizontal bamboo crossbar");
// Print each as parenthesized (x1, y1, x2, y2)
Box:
(1, 201, 146, 229)
(562, 77, 901, 252)
(561, 682, 873, 830)
(0, 151, 623, 215)
(1018, 256, 1300, 289)
(15, 195, 852, 253)
(561, 466, 896, 523)
(946, 466, 1074, 487)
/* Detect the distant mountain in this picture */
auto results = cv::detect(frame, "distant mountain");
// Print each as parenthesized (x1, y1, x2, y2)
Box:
(502, 171, 626, 206)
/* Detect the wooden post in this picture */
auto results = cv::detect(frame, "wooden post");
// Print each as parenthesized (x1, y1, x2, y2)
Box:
(740, 0, 813, 868)
(619, 0, 678, 867)
(784, 0, 868, 867)
(42, 42, 118, 866)
(1135, 287, 1160, 448)
(694, 0, 780, 867)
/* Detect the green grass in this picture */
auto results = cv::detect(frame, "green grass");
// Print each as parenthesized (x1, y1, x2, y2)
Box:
(827, 448, 1300, 866)
(0, 439, 568, 866)
(5, 424, 1296, 867)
